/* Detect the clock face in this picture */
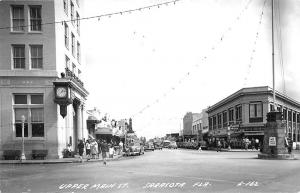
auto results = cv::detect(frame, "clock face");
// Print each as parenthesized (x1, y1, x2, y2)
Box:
(56, 87, 67, 98)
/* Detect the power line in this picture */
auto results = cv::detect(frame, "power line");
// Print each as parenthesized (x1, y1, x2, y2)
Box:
(243, 0, 267, 87)
(0, 0, 181, 30)
(131, 0, 254, 119)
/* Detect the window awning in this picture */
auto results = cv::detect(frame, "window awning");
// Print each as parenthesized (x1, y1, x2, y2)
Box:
(95, 127, 113, 135)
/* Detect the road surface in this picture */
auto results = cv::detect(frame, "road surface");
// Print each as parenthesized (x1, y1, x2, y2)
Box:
(1, 149, 300, 193)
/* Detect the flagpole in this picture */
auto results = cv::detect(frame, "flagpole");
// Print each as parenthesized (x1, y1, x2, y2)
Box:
(272, 0, 276, 110)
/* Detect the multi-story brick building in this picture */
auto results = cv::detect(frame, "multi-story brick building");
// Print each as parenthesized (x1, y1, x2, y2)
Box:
(207, 86, 300, 148)
(0, 0, 89, 159)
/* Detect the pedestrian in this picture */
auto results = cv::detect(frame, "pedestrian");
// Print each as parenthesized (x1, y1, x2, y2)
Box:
(288, 137, 293, 154)
(109, 143, 114, 158)
(85, 140, 91, 161)
(119, 140, 124, 154)
(97, 139, 101, 158)
(91, 140, 98, 159)
(77, 140, 84, 163)
(251, 138, 255, 150)
(255, 138, 259, 150)
(216, 140, 221, 152)
(66, 143, 72, 158)
(245, 138, 249, 150)
(100, 140, 108, 165)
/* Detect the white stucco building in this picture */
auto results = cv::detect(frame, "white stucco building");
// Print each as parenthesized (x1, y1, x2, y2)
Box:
(0, 0, 89, 159)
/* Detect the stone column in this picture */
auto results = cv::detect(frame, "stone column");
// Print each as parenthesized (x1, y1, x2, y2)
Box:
(77, 104, 83, 140)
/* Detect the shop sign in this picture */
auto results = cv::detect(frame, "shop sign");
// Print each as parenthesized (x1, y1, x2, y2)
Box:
(269, 137, 276, 146)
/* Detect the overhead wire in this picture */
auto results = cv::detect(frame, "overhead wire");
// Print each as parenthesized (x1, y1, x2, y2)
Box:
(131, 0, 254, 119)
(0, 0, 181, 30)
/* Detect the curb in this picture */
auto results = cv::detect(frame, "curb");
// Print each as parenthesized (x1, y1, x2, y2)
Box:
(0, 155, 124, 164)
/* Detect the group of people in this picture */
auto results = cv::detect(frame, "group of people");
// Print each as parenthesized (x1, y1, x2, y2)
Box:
(77, 139, 118, 165)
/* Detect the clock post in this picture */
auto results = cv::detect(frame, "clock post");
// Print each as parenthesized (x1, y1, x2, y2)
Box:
(53, 77, 73, 118)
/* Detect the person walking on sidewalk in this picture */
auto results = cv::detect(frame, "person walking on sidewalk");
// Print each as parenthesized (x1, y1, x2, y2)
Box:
(216, 139, 221, 152)
(85, 140, 91, 161)
(77, 140, 84, 163)
(100, 140, 109, 165)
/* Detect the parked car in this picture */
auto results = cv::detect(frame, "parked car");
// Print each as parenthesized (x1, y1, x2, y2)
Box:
(168, 141, 178, 149)
(144, 142, 155, 151)
(154, 143, 163, 150)
(125, 142, 144, 156)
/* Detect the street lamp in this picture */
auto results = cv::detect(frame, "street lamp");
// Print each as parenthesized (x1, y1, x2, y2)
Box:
(21, 115, 26, 161)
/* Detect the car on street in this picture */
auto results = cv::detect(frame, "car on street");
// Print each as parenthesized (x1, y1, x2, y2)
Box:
(144, 142, 155, 151)
(154, 143, 163, 150)
(168, 141, 178, 149)
(125, 142, 144, 156)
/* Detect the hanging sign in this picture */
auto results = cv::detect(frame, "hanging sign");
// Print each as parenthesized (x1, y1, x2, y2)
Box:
(269, 137, 276, 146)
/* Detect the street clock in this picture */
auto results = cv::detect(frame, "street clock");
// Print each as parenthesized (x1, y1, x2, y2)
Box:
(53, 75, 73, 118)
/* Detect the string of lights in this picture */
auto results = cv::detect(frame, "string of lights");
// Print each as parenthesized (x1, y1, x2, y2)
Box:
(0, 0, 182, 30)
(131, 0, 254, 119)
(243, 0, 267, 87)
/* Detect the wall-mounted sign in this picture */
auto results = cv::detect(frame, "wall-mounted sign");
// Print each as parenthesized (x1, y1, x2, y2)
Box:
(269, 137, 276, 146)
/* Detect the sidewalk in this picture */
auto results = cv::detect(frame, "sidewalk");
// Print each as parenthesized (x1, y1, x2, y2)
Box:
(0, 154, 124, 164)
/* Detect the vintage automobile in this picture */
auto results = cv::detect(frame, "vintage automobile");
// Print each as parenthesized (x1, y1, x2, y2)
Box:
(144, 142, 155, 151)
(168, 141, 178, 149)
(154, 143, 163, 150)
(125, 142, 144, 156)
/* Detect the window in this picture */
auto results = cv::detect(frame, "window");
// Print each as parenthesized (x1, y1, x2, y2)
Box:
(229, 108, 234, 123)
(71, 33, 75, 56)
(77, 41, 80, 62)
(212, 116, 217, 130)
(223, 111, 227, 127)
(293, 112, 296, 123)
(297, 113, 300, 123)
(76, 12, 80, 34)
(11, 5, 24, 31)
(72, 63, 76, 74)
(288, 110, 292, 122)
(12, 45, 25, 69)
(29, 6, 42, 31)
(65, 55, 70, 68)
(209, 117, 213, 130)
(71, 1, 75, 25)
(64, 0, 68, 15)
(283, 108, 287, 120)
(78, 69, 81, 78)
(14, 94, 44, 138)
(217, 114, 222, 128)
(64, 23, 69, 49)
(30, 45, 43, 69)
(236, 105, 242, 121)
(249, 102, 263, 123)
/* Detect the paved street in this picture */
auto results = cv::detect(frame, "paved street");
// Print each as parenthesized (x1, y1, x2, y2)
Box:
(1, 149, 300, 193)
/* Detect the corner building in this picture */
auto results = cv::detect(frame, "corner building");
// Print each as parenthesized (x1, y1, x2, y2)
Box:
(0, 0, 89, 159)
(207, 86, 300, 148)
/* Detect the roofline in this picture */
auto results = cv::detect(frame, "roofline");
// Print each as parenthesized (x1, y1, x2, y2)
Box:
(206, 86, 300, 113)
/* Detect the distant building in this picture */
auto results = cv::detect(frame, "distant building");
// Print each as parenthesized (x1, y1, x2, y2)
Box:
(183, 112, 201, 141)
(207, 86, 300, 148)
(191, 109, 209, 142)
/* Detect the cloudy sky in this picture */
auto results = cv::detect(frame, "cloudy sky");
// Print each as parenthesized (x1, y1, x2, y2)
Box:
(81, 0, 300, 139)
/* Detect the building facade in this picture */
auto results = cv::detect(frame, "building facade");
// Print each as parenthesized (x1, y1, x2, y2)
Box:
(183, 112, 201, 141)
(0, 0, 89, 159)
(207, 86, 300, 148)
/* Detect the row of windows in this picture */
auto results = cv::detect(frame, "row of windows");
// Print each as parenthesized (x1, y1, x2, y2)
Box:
(63, 0, 80, 35)
(11, 5, 42, 32)
(271, 104, 300, 122)
(11, 45, 43, 69)
(14, 94, 44, 138)
(209, 103, 263, 130)
(64, 23, 81, 63)
(65, 55, 81, 78)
